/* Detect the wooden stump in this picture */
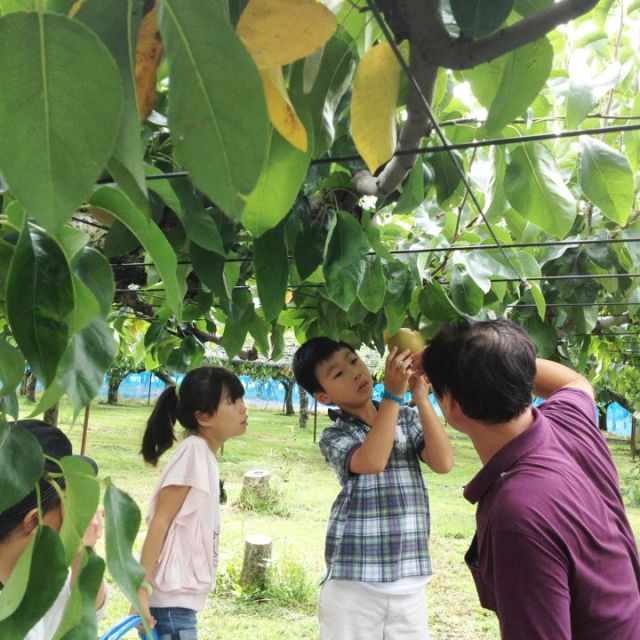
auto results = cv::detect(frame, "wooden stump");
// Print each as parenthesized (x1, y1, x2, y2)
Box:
(240, 469, 271, 506)
(240, 534, 272, 587)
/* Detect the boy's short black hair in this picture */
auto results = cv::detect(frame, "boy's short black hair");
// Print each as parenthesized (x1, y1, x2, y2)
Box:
(422, 319, 536, 424)
(292, 337, 355, 394)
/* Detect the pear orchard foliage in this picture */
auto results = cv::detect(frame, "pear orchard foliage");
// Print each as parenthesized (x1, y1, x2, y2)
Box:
(0, 0, 640, 635)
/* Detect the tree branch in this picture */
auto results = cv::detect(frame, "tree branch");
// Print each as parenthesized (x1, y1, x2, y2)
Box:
(182, 324, 258, 361)
(405, 0, 599, 70)
(353, 51, 437, 197)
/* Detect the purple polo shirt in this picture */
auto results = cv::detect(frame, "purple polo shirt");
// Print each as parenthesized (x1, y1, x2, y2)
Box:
(464, 388, 640, 640)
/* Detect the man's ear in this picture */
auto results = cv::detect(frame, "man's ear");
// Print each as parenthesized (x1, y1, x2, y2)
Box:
(314, 390, 331, 406)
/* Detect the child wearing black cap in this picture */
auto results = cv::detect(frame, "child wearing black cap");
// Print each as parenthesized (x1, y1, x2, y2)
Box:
(0, 419, 106, 639)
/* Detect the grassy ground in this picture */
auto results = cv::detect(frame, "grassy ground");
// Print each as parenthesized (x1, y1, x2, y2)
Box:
(34, 399, 640, 640)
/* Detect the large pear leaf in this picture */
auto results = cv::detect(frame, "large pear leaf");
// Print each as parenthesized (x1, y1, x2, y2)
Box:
(159, 0, 269, 219)
(104, 481, 146, 614)
(254, 220, 289, 322)
(323, 211, 368, 311)
(55, 548, 104, 640)
(504, 143, 576, 238)
(357, 255, 386, 313)
(451, 0, 513, 39)
(0, 339, 25, 397)
(57, 456, 100, 566)
(463, 36, 552, 136)
(242, 107, 312, 237)
(0, 526, 67, 638)
(0, 418, 43, 515)
(73, 247, 115, 318)
(0, 0, 35, 13)
(0, 12, 122, 232)
(74, 0, 149, 214)
(7, 222, 74, 385)
(351, 41, 401, 174)
(90, 186, 182, 316)
(566, 63, 622, 129)
(580, 136, 634, 225)
(514, 0, 551, 16)
(237, 0, 337, 69)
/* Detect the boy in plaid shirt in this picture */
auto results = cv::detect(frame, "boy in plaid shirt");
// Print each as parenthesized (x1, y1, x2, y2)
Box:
(293, 337, 454, 640)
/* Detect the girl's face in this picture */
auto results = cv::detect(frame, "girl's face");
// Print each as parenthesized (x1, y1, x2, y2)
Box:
(198, 387, 248, 445)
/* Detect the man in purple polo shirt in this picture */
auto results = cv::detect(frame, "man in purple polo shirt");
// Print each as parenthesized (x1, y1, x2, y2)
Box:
(420, 319, 640, 639)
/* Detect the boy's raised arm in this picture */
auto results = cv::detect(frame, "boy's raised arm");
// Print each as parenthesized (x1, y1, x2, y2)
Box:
(410, 373, 454, 474)
(350, 348, 412, 475)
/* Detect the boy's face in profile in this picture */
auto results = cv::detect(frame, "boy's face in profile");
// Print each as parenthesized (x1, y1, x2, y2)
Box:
(313, 348, 373, 410)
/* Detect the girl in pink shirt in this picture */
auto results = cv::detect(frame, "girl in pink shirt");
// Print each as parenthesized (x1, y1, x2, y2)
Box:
(135, 367, 248, 640)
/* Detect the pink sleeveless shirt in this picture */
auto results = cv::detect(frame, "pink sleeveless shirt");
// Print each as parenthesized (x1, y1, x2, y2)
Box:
(147, 435, 221, 611)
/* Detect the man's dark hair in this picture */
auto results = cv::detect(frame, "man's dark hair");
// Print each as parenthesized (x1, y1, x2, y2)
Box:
(422, 319, 536, 424)
(292, 337, 355, 394)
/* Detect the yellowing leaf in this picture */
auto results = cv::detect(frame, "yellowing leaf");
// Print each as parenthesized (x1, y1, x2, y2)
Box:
(260, 67, 308, 152)
(351, 41, 401, 174)
(135, 0, 163, 121)
(237, 0, 337, 69)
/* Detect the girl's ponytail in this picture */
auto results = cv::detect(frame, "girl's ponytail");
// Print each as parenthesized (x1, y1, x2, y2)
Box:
(141, 385, 179, 466)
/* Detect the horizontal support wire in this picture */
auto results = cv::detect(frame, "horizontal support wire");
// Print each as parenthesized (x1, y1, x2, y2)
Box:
(509, 301, 640, 308)
(94, 122, 640, 186)
(109, 237, 640, 268)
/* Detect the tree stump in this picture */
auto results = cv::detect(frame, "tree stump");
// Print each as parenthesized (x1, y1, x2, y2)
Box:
(239, 534, 272, 587)
(240, 469, 271, 506)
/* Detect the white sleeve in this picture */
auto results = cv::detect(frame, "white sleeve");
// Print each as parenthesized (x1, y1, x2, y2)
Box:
(25, 574, 72, 640)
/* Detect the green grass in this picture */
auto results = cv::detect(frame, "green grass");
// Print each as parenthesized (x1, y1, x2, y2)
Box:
(34, 399, 640, 640)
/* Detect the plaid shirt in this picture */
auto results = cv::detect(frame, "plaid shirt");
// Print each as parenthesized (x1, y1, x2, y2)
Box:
(319, 404, 432, 583)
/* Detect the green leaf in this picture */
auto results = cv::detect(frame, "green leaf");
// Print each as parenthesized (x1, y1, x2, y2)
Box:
(57, 456, 100, 566)
(451, 0, 513, 39)
(0, 526, 67, 638)
(0, 418, 44, 517)
(580, 136, 634, 225)
(190, 244, 228, 300)
(73, 247, 115, 318)
(450, 268, 484, 315)
(384, 297, 407, 337)
(357, 255, 386, 312)
(429, 150, 463, 205)
(0, 339, 25, 396)
(0, 0, 36, 14)
(514, 0, 551, 16)
(521, 314, 557, 358)
(463, 37, 553, 136)
(394, 160, 425, 215)
(420, 281, 464, 322)
(55, 548, 104, 640)
(504, 143, 576, 238)
(529, 281, 546, 320)
(242, 123, 312, 237)
(104, 481, 146, 614)
(75, 0, 148, 214)
(69, 274, 100, 334)
(323, 212, 368, 311)
(171, 180, 225, 255)
(159, 0, 269, 219)
(7, 222, 74, 385)
(292, 27, 356, 157)
(90, 186, 182, 316)
(0, 12, 122, 232)
(254, 220, 289, 322)
(566, 64, 621, 129)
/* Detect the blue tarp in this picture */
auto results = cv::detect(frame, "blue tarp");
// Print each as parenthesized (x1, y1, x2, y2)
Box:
(607, 401, 632, 437)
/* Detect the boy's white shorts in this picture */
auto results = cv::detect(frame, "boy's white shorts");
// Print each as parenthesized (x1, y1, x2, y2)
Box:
(318, 579, 430, 640)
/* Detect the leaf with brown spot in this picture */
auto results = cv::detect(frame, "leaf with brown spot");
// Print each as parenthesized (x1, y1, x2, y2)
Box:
(134, 0, 163, 121)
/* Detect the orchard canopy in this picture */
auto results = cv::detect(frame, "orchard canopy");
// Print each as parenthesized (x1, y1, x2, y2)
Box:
(1, 0, 640, 635)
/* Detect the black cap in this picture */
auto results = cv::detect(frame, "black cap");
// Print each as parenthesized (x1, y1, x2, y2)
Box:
(0, 420, 98, 525)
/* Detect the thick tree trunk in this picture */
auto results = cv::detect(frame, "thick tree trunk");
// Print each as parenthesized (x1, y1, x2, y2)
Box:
(44, 402, 59, 427)
(22, 372, 37, 402)
(283, 381, 295, 416)
(299, 389, 309, 429)
(107, 377, 121, 405)
(240, 534, 272, 587)
(598, 406, 607, 431)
